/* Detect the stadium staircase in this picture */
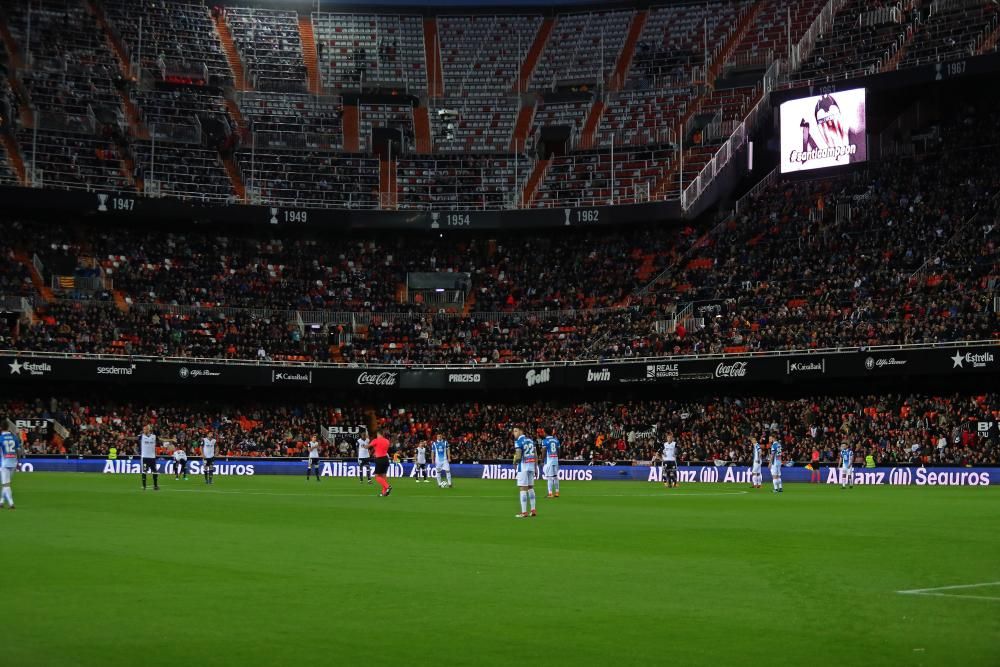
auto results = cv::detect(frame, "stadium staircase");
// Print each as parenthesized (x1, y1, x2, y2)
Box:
(509, 103, 536, 152)
(521, 158, 550, 207)
(413, 106, 432, 153)
(225, 99, 248, 133)
(298, 15, 322, 95)
(221, 157, 246, 201)
(579, 100, 605, 150)
(86, 1, 129, 74)
(379, 159, 398, 209)
(518, 17, 554, 92)
(14, 252, 53, 303)
(609, 10, 647, 92)
(0, 134, 27, 186)
(706, 1, 766, 85)
(342, 105, 360, 152)
(114, 144, 139, 193)
(213, 12, 250, 92)
(423, 19, 445, 97)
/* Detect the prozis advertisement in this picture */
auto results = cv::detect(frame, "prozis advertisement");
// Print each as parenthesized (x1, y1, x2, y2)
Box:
(780, 88, 867, 173)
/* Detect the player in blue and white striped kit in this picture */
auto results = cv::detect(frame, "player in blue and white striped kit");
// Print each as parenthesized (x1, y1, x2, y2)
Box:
(769, 438, 783, 493)
(0, 428, 21, 509)
(541, 429, 560, 498)
(432, 434, 452, 488)
(839, 444, 854, 489)
(512, 427, 537, 518)
(750, 439, 763, 489)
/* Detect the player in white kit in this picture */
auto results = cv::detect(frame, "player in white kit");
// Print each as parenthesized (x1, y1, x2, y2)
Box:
(661, 433, 678, 488)
(0, 428, 21, 509)
(750, 439, 763, 489)
(357, 434, 372, 484)
(839, 444, 854, 489)
(172, 445, 188, 480)
(139, 425, 160, 491)
(432, 434, 452, 488)
(769, 438, 783, 493)
(512, 427, 537, 518)
(202, 432, 217, 484)
(541, 429, 560, 498)
(306, 435, 321, 482)
(414, 441, 430, 482)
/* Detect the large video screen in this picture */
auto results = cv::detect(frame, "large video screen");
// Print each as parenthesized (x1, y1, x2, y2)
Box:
(779, 88, 867, 174)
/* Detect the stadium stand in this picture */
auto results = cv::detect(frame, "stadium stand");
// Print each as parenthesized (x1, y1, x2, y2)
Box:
(10, 393, 998, 465)
(428, 96, 518, 153)
(437, 14, 543, 96)
(395, 154, 530, 210)
(239, 92, 344, 151)
(234, 149, 378, 208)
(223, 7, 308, 93)
(311, 12, 427, 93)
(358, 102, 414, 152)
(530, 10, 634, 90)
(103, 0, 233, 87)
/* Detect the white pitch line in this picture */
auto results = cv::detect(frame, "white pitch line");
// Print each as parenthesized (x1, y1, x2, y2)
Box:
(898, 581, 1000, 602)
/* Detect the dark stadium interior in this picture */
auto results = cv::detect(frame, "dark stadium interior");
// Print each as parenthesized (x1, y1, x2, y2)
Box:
(0, 0, 995, 464)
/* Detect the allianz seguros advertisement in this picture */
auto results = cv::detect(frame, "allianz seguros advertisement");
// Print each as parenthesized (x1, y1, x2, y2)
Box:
(15, 458, 999, 486)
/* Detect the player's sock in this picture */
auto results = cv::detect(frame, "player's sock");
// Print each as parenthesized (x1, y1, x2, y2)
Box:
(528, 489, 536, 510)
(378, 476, 389, 493)
(554, 479, 560, 494)
(778, 479, 783, 490)
(772, 477, 778, 491)
(547, 479, 553, 495)
(519, 491, 527, 513)
(2, 486, 10, 506)
(152, 473, 159, 489)
(446, 471, 452, 485)
(141, 473, 147, 489)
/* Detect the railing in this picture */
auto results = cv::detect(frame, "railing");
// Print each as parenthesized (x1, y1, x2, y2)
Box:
(149, 121, 201, 145)
(680, 59, 779, 211)
(734, 167, 778, 216)
(0, 295, 30, 312)
(790, 0, 850, 72)
(51, 275, 108, 292)
(1, 339, 995, 370)
(859, 5, 903, 27)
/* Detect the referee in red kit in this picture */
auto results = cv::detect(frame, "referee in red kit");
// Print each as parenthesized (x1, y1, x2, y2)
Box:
(371, 429, 392, 496)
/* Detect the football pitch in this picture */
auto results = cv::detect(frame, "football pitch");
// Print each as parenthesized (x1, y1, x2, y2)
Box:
(4, 473, 999, 667)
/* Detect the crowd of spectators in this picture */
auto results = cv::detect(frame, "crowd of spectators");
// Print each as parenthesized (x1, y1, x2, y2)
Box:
(1, 98, 997, 363)
(10, 392, 997, 466)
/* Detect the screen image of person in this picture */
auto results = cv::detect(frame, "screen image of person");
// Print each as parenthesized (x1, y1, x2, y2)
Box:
(781, 88, 867, 173)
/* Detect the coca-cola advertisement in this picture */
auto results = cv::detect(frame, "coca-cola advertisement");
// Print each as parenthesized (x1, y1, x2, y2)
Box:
(356, 371, 398, 387)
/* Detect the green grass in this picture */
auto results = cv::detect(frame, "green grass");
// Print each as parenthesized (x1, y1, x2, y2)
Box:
(4, 473, 1000, 667)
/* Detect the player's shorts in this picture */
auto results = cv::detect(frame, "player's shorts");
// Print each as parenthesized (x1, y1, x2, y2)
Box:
(142, 457, 157, 473)
(770, 463, 781, 477)
(358, 456, 371, 468)
(308, 457, 320, 466)
(751, 463, 761, 474)
(543, 460, 559, 479)
(203, 457, 215, 467)
(174, 459, 186, 470)
(841, 466, 853, 479)
(0, 466, 13, 484)
(516, 467, 536, 487)
(435, 461, 451, 473)
(373, 456, 390, 475)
